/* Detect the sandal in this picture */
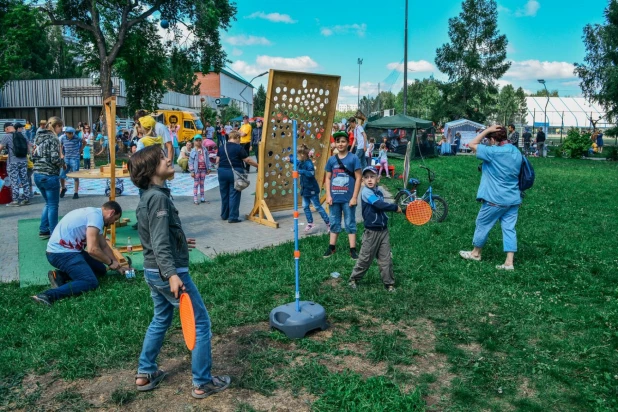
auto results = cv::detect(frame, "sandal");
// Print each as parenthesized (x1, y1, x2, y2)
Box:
(135, 370, 167, 392)
(496, 264, 514, 271)
(191, 375, 231, 399)
(459, 251, 481, 261)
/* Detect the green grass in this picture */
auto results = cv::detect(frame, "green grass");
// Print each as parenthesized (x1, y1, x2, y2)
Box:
(1, 155, 618, 411)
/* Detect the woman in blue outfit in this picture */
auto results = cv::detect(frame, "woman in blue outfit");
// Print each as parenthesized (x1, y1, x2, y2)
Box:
(216, 131, 257, 223)
(459, 125, 523, 270)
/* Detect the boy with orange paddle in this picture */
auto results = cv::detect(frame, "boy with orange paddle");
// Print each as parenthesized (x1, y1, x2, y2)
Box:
(128, 145, 230, 399)
(348, 166, 402, 292)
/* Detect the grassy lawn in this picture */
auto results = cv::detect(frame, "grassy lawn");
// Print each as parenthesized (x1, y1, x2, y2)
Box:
(1, 155, 617, 411)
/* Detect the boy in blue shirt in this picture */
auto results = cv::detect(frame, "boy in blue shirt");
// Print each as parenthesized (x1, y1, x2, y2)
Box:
(349, 166, 401, 292)
(324, 131, 362, 258)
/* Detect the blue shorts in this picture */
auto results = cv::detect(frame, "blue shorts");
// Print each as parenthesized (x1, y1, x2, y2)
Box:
(60, 157, 80, 179)
(329, 202, 357, 234)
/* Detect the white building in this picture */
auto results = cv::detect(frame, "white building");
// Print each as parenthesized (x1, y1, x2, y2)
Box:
(337, 103, 358, 112)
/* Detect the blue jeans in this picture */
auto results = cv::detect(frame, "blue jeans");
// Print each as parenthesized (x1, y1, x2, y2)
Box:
(34, 173, 60, 234)
(355, 148, 367, 168)
(60, 157, 80, 179)
(45, 251, 107, 302)
(138, 270, 213, 386)
(218, 168, 242, 221)
(473, 202, 519, 252)
(329, 202, 357, 234)
(303, 194, 329, 225)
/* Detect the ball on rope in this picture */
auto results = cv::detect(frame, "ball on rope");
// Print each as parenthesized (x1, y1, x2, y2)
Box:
(160, 19, 169, 29)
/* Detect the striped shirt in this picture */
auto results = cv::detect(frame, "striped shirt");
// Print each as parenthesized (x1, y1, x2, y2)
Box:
(60, 135, 83, 159)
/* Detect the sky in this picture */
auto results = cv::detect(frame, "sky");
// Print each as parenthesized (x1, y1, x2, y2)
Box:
(218, 0, 610, 105)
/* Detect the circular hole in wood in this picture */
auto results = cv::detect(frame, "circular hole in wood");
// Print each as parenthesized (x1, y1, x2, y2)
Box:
(273, 96, 278, 101)
(290, 88, 295, 95)
(264, 193, 268, 198)
(325, 90, 330, 96)
(302, 79, 307, 88)
(324, 98, 329, 104)
(264, 182, 269, 188)
(316, 97, 321, 103)
(268, 151, 273, 157)
(282, 95, 287, 101)
(276, 87, 281, 93)
(283, 87, 288, 92)
(319, 89, 324, 95)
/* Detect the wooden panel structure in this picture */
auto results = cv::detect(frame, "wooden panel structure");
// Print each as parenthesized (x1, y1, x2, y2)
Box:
(248, 70, 340, 228)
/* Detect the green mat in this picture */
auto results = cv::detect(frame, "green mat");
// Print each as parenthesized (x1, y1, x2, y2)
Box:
(18, 211, 210, 287)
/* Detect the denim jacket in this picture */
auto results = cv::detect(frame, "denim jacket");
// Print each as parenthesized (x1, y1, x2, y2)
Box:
(188, 147, 210, 172)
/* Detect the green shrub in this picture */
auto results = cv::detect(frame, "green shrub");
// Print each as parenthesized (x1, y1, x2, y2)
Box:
(562, 129, 592, 158)
(607, 146, 618, 161)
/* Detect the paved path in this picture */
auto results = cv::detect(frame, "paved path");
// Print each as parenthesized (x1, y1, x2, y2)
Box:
(0, 166, 381, 283)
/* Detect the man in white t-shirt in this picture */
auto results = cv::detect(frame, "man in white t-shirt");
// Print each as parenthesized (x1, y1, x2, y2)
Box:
(223, 121, 233, 135)
(348, 117, 368, 168)
(31, 201, 125, 306)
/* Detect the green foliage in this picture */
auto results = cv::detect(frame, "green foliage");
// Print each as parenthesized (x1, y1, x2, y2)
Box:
(528, 89, 560, 97)
(395, 78, 441, 121)
(166, 46, 200, 95)
(376, 91, 397, 111)
(253, 84, 266, 117)
(575, 0, 618, 123)
(562, 128, 593, 158)
(44, 0, 236, 99)
(114, 22, 167, 114)
(496, 84, 518, 124)
(200, 105, 217, 126)
(110, 388, 136, 406)
(335, 110, 357, 123)
(219, 101, 243, 124)
(435, 0, 510, 123)
(606, 145, 618, 161)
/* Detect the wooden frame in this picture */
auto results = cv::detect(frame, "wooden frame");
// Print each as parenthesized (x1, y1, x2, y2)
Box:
(247, 70, 341, 228)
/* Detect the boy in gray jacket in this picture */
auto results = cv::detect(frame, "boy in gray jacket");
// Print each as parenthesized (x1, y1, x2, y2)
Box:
(349, 166, 401, 292)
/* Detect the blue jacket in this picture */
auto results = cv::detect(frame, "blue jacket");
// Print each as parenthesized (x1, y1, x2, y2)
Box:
(360, 186, 398, 231)
(189, 147, 210, 172)
(297, 159, 320, 197)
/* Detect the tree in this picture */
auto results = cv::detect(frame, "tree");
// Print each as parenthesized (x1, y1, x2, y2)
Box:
(359, 95, 375, 116)
(375, 91, 396, 112)
(114, 22, 167, 114)
(42, 0, 236, 103)
(528, 89, 559, 97)
(434, 0, 510, 122)
(496, 85, 518, 124)
(253, 84, 266, 117)
(167, 46, 200, 95)
(395, 78, 441, 121)
(220, 101, 243, 124)
(515, 87, 528, 124)
(575, 0, 618, 123)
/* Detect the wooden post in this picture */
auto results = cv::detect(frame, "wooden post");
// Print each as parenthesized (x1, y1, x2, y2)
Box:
(104, 97, 117, 245)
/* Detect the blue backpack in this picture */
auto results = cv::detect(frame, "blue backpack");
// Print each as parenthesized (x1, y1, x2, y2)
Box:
(519, 156, 535, 192)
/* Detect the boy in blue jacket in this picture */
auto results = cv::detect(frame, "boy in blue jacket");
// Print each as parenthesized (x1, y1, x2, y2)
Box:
(349, 166, 401, 292)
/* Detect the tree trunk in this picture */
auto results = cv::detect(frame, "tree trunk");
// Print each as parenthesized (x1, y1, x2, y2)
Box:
(100, 59, 113, 101)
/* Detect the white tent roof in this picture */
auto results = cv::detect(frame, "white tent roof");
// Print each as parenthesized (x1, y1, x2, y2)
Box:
(525, 97, 613, 129)
(443, 118, 485, 138)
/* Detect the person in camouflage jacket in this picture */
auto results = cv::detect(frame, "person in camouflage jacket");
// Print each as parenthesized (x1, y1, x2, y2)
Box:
(32, 117, 65, 238)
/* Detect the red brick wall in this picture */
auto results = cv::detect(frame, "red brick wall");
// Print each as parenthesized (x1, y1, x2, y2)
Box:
(195, 72, 220, 97)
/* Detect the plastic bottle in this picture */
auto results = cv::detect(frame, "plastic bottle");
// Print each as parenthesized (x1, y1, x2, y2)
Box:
(127, 236, 132, 253)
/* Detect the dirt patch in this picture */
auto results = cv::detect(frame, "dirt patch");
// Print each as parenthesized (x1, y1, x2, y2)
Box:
(519, 377, 537, 398)
(320, 355, 387, 378)
(458, 342, 482, 356)
(321, 277, 341, 288)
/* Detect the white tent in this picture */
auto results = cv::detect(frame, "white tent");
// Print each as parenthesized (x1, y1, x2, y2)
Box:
(443, 119, 485, 148)
(525, 97, 614, 130)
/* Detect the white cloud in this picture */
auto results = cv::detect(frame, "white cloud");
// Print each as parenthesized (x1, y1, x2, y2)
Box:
(504, 60, 576, 80)
(230, 55, 319, 77)
(246, 12, 297, 24)
(515, 0, 540, 17)
(497, 4, 512, 14)
(226, 35, 272, 46)
(231, 48, 243, 57)
(496, 79, 512, 88)
(339, 82, 381, 98)
(386, 60, 435, 73)
(320, 23, 366, 37)
(560, 80, 581, 87)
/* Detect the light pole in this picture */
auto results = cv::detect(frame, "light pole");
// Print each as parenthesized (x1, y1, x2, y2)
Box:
(537, 79, 549, 136)
(357, 58, 363, 108)
(403, 0, 408, 115)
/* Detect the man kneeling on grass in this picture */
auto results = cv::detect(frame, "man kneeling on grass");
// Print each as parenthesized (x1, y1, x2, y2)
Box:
(128, 145, 230, 399)
(31, 201, 126, 306)
(348, 166, 401, 292)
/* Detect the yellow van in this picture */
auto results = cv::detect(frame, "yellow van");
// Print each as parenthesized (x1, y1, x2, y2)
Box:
(153, 110, 204, 143)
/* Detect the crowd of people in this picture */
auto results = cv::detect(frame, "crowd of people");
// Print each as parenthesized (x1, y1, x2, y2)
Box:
(7, 109, 531, 400)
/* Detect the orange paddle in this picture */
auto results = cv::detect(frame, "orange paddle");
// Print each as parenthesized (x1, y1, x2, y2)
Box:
(405, 200, 433, 226)
(179, 293, 196, 351)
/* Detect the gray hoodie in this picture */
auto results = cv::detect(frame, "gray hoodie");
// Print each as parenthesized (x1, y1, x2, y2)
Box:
(32, 130, 64, 176)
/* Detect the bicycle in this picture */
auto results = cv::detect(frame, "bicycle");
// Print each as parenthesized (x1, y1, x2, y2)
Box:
(394, 165, 448, 222)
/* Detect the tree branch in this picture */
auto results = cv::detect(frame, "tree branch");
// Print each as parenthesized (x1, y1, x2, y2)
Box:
(126, 0, 166, 30)
(41, 8, 95, 33)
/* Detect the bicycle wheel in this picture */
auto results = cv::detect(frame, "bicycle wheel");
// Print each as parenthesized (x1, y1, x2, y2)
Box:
(426, 195, 448, 222)
(395, 190, 414, 209)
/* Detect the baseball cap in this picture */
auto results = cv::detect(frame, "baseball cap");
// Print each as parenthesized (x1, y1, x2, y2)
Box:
(3, 122, 14, 129)
(192, 134, 203, 140)
(64, 127, 76, 133)
(13, 122, 25, 129)
(362, 166, 378, 176)
(139, 116, 156, 130)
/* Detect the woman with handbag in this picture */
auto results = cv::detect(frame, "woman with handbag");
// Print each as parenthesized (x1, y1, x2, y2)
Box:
(216, 131, 257, 223)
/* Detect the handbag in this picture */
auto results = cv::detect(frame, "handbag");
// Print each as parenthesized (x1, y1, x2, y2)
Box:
(223, 143, 250, 191)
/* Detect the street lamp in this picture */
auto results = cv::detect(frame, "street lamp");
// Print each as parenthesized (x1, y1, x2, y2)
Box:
(357, 58, 363, 107)
(238, 71, 269, 113)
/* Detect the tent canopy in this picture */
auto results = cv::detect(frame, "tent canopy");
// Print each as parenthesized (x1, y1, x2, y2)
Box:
(365, 114, 433, 130)
(443, 119, 485, 138)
